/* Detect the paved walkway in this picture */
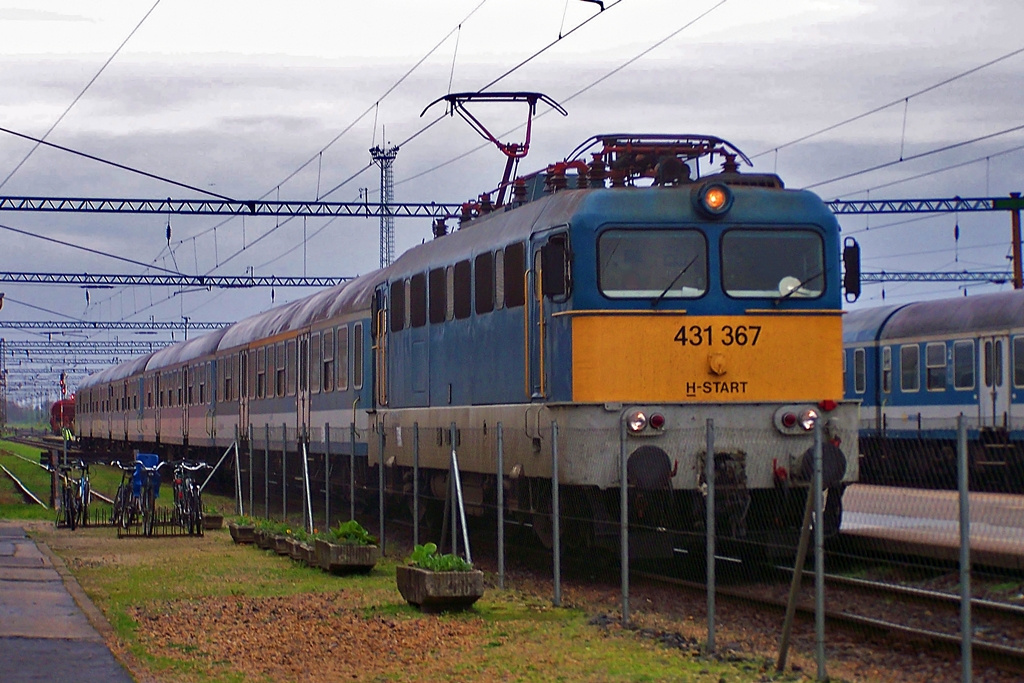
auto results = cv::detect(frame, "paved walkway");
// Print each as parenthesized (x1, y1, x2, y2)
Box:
(0, 524, 134, 683)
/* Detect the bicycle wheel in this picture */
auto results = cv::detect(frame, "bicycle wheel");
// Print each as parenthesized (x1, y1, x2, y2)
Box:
(191, 486, 204, 537)
(64, 486, 77, 531)
(142, 486, 155, 537)
(110, 485, 124, 526)
(79, 480, 90, 527)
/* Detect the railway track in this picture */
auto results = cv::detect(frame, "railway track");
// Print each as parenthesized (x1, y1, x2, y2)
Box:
(632, 567, 1024, 675)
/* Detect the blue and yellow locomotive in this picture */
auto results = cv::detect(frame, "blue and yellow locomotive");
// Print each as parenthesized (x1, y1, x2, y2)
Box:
(76, 134, 858, 553)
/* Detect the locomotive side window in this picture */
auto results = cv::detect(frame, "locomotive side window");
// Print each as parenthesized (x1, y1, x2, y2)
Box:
(504, 242, 526, 308)
(723, 229, 823, 298)
(410, 273, 427, 327)
(1015, 337, 1024, 388)
(390, 280, 406, 332)
(854, 348, 866, 394)
(953, 340, 975, 389)
(540, 233, 570, 300)
(453, 260, 472, 319)
(599, 229, 706, 299)
(900, 344, 920, 392)
(494, 249, 505, 309)
(352, 322, 364, 389)
(925, 342, 946, 391)
(882, 347, 892, 393)
(322, 330, 334, 392)
(428, 268, 446, 324)
(337, 326, 349, 391)
(475, 252, 494, 314)
(445, 266, 455, 320)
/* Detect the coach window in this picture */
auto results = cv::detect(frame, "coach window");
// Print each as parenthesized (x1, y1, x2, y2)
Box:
(504, 242, 526, 308)
(723, 229, 822, 299)
(337, 326, 349, 391)
(453, 260, 472, 319)
(900, 344, 920, 392)
(984, 339, 1004, 388)
(411, 273, 427, 327)
(882, 347, 892, 393)
(257, 347, 266, 399)
(429, 268, 446, 324)
(600, 229, 707, 299)
(287, 339, 297, 396)
(854, 348, 866, 394)
(390, 280, 406, 332)
(475, 252, 495, 314)
(953, 340, 975, 389)
(223, 358, 233, 402)
(187, 366, 195, 405)
(925, 342, 946, 391)
(352, 322, 364, 389)
(199, 364, 207, 404)
(322, 329, 334, 392)
(1014, 337, 1024, 387)
(310, 333, 322, 394)
(276, 342, 286, 397)
(177, 370, 184, 406)
(494, 249, 505, 309)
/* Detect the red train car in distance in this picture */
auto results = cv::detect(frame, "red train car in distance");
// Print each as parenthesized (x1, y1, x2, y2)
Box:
(50, 397, 75, 437)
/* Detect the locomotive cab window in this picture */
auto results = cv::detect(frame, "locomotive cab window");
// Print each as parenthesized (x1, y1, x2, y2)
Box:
(723, 229, 823, 298)
(599, 229, 707, 299)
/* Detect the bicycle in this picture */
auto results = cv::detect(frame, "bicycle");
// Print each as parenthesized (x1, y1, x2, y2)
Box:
(110, 461, 137, 528)
(136, 458, 165, 537)
(75, 461, 91, 527)
(170, 460, 210, 535)
(54, 464, 78, 530)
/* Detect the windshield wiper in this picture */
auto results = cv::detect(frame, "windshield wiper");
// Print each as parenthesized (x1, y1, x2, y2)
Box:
(651, 255, 699, 308)
(774, 269, 824, 304)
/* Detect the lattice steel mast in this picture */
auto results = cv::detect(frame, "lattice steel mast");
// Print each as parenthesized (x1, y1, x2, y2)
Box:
(370, 144, 399, 268)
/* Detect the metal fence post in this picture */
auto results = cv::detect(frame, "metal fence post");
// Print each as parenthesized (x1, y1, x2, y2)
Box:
(378, 424, 385, 554)
(247, 423, 253, 516)
(497, 421, 505, 590)
(620, 412, 629, 626)
(264, 423, 270, 518)
(813, 419, 826, 681)
(705, 418, 716, 653)
(958, 415, 973, 682)
(413, 422, 420, 548)
(324, 423, 331, 530)
(282, 423, 288, 521)
(552, 420, 561, 607)
(349, 422, 356, 521)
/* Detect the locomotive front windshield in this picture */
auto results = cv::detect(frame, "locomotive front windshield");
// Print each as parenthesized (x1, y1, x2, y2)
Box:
(721, 229, 824, 299)
(599, 229, 708, 299)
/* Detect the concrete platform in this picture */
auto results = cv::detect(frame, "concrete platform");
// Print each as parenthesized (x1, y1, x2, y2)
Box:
(0, 524, 133, 683)
(840, 484, 1024, 570)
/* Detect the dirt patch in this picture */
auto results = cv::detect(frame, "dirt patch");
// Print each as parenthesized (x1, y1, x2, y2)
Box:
(129, 593, 483, 682)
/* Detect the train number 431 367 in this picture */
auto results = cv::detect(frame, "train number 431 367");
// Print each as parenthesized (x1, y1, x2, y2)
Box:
(673, 324, 761, 347)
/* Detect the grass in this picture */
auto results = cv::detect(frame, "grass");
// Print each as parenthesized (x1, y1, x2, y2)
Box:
(16, 521, 779, 683)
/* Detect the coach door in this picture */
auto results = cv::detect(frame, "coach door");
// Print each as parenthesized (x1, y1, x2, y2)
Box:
(296, 335, 310, 442)
(239, 350, 249, 432)
(527, 230, 570, 400)
(981, 335, 1011, 427)
(373, 285, 389, 408)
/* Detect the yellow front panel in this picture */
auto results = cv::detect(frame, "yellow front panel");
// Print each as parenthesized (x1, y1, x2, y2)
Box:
(571, 313, 843, 403)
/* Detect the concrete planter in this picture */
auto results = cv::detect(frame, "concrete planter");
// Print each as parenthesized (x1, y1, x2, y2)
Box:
(273, 535, 291, 555)
(228, 523, 255, 544)
(395, 565, 485, 613)
(254, 529, 273, 550)
(314, 539, 379, 574)
(204, 514, 224, 530)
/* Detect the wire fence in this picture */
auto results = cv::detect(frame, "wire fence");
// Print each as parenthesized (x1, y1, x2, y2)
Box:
(228, 416, 1005, 683)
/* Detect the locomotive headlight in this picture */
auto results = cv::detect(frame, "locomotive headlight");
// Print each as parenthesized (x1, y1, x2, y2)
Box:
(692, 182, 733, 218)
(627, 411, 648, 433)
(799, 408, 820, 431)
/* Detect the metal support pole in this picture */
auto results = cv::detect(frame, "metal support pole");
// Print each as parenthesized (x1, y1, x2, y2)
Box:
(233, 439, 243, 516)
(268, 421, 272, 518)
(449, 422, 458, 558)
(958, 415, 973, 681)
(813, 419, 826, 681)
(247, 423, 253, 516)
(324, 423, 331, 530)
(378, 424, 385, 554)
(301, 439, 313, 534)
(349, 422, 356, 521)
(497, 422, 505, 589)
(451, 425, 472, 564)
(552, 421, 561, 607)
(619, 413, 629, 626)
(413, 422, 420, 547)
(1011, 192, 1022, 289)
(705, 418, 716, 653)
(282, 423, 288, 521)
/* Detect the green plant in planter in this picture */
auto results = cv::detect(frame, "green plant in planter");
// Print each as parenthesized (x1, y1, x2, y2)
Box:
(408, 542, 473, 572)
(322, 520, 378, 546)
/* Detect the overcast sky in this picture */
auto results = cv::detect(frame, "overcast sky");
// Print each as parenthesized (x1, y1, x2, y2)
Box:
(2, 0, 1024, 397)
